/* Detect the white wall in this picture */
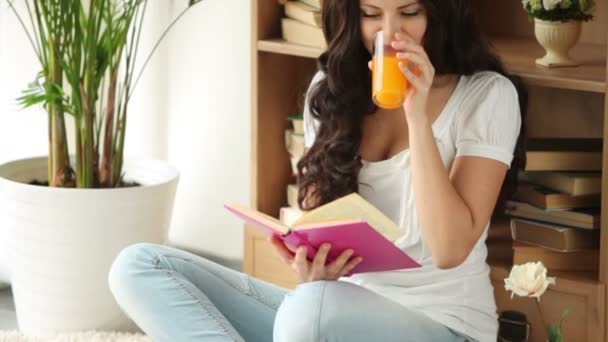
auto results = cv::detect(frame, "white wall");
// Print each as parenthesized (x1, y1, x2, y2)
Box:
(166, 0, 251, 266)
(0, 1, 251, 267)
(0, 2, 48, 165)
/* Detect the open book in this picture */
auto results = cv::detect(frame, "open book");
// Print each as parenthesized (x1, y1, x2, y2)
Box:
(225, 193, 421, 274)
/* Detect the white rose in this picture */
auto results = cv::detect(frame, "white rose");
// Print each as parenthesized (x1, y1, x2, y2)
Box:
(542, 0, 562, 10)
(504, 262, 556, 301)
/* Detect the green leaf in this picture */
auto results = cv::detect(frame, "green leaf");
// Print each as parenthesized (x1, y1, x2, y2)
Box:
(9, 0, 196, 188)
(547, 323, 563, 342)
(524, 3, 594, 21)
(559, 307, 574, 326)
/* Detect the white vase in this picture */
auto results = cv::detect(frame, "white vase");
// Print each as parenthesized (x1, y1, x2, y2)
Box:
(534, 18, 582, 67)
(0, 156, 179, 334)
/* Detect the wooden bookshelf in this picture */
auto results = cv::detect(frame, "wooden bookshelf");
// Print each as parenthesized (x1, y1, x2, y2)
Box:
(258, 39, 322, 59)
(258, 37, 607, 93)
(491, 38, 606, 93)
(249, 1, 608, 341)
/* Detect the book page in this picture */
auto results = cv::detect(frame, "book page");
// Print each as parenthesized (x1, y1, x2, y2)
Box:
(292, 193, 404, 241)
(226, 204, 290, 235)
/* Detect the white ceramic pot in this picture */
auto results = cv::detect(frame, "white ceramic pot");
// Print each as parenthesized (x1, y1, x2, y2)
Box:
(0, 156, 179, 334)
(534, 18, 582, 67)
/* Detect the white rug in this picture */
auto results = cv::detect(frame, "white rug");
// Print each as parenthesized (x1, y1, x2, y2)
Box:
(0, 331, 152, 342)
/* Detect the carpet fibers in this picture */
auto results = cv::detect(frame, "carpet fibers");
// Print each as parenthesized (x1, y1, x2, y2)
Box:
(0, 331, 152, 342)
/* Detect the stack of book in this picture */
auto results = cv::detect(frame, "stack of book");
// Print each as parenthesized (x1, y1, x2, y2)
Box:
(504, 138, 602, 272)
(285, 115, 305, 177)
(281, 183, 303, 225)
(486, 216, 514, 265)
(281, 115, 306, 224)
(280, 0, 326, 49)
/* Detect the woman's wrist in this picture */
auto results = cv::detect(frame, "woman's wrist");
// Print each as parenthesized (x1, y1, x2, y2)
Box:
(406, 110, 431, 130)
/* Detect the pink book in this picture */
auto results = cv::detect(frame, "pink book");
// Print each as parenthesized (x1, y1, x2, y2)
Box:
(225, 193, 421, 274)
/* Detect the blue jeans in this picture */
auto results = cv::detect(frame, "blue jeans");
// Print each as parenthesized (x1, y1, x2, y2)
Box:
(108, 243, 469, 342)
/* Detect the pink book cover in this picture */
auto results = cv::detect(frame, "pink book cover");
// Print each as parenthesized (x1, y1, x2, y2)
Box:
(225, 204, 421, 274)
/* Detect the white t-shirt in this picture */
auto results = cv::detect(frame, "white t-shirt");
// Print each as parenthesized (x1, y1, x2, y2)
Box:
(303, 70, 522, 342)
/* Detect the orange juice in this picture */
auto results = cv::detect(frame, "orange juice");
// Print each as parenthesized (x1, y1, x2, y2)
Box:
(372, 54, 408, 109)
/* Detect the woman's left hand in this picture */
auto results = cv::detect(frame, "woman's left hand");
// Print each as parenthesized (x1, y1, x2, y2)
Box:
(268, 235, 362, 283)
(391, 32, 435, 122)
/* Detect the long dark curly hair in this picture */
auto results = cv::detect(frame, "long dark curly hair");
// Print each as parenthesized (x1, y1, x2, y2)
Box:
(297, 0, 527, 215)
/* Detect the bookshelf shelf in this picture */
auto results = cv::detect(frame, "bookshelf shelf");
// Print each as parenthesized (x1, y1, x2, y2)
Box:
(491, 38, 607, 93)
(258, 37, 607, 93)
(258, 38, 322, 59)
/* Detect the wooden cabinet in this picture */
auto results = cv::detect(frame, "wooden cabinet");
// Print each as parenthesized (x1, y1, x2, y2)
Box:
(247, 1, 608, 341)
(492, 264, 605, 342)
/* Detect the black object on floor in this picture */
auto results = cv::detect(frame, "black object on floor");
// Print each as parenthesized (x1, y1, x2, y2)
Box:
(498, 310, 530, 342)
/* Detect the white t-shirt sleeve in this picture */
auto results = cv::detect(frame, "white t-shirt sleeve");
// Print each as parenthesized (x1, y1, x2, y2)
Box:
(454, 75, 521, 168)
(303, 71, 325, 148)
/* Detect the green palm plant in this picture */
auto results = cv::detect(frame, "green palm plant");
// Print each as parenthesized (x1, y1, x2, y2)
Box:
(7, 0, 202, 188)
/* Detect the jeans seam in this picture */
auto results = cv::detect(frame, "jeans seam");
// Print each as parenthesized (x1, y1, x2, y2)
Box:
(314, 281, 327, 341)
(162, 254, 280, 311)
(153, 256, 242, 342)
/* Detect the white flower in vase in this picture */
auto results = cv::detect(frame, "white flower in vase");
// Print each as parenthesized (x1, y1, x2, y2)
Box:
(542, 0, 563, 10)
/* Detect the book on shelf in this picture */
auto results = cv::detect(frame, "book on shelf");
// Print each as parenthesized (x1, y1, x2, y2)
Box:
(524, 138, 602, 171)
(225, 193, 420, 274)
(281, 17, 327, 49)
(486, 239, 514, 265)
(487, 217, 512, 242)
(286, 130, 305, 157)
(280, 206, 304, 226)
(514, 182, 601, 210)
(286, 129, 305, 176)
(290, 155, 300, 177)
(519, 171, 601, 196)
(510, 218, 599, 251)
(505, 200, 600, 230)
(284, 1, 322, 28)
(512, 242, 598, 272)
(486, 218, 514, 265)
(284, 130, 294, 152)
(298, 0, 321, 9)
(286, 183, 299, 208)
(287, 115, 304, 135)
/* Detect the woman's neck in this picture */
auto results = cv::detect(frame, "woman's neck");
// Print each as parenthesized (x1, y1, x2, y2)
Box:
(432, 74, 459, 89)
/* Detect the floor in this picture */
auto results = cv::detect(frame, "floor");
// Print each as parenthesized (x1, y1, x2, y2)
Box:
(0, 286, 17, 330)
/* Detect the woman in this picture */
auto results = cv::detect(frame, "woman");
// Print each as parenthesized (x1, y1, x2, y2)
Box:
(108, 0, 526, 341)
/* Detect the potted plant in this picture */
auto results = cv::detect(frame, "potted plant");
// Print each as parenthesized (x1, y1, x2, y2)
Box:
(522, 0, 595, 67)
(0, 0, 202, 334)
(505, 262, 573, 342)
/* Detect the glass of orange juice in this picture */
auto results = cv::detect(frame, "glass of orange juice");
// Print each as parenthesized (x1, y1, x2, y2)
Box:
(372, 32, 408, 109)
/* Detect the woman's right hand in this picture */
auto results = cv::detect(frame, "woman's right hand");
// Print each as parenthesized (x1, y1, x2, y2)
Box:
(268, 235, 363, 284)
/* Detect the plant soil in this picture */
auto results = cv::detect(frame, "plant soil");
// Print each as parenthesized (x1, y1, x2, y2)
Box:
(28, 180, 140, 188)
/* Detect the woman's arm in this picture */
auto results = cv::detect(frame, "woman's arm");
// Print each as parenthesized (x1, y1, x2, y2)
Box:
(408, 116, 507, 269)
(393, 32, 509, 269)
